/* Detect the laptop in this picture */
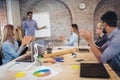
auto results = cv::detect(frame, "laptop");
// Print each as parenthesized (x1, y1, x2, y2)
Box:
(16, 43, 45, 62)
(80, 63, 110, 78)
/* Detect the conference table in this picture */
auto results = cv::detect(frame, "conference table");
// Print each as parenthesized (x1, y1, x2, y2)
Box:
(0, 46, 120, 80)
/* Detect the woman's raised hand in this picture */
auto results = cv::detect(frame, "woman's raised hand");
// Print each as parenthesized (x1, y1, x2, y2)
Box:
(21, 36, 33, 46)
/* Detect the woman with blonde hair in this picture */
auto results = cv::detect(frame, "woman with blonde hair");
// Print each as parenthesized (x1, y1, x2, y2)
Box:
(14, 26, 29, 56)
(14, 27, 23, 46)
(95, 22, 108, 47)
(2, 24, 31, 64)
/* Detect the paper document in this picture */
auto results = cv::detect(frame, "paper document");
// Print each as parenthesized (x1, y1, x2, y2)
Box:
(5, 62, 33, 71)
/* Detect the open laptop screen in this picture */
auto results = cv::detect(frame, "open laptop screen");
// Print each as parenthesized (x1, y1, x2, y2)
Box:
(16, 43, 45, 62)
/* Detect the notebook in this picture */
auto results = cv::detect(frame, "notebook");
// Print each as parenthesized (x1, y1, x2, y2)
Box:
(80, 63, 110, 78)
(16, 43, 45, 62)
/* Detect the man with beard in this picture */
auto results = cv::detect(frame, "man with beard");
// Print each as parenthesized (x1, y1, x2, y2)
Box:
(80, 11, 120, 76)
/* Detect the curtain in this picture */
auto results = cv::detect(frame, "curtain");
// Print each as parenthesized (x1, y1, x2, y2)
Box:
(0, 0, 7, 41)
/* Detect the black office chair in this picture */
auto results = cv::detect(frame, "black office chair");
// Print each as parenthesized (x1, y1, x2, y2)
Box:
(0, 52, 2, 65)
(0, 46, 3, 65)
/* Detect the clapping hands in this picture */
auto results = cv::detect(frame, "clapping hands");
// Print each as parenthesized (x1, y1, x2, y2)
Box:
(79, 29, 93, 43)
(59, 35, 65, 41)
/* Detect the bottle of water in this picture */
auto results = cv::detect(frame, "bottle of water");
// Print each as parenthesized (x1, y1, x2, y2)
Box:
(34, 54, 42, 67)
(74, 42, 79, 52)
(46, 42, 53, 54)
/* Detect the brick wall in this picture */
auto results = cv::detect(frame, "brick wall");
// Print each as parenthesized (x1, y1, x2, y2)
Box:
(94, 0, 120, 39)
(20, 0, 120, 46)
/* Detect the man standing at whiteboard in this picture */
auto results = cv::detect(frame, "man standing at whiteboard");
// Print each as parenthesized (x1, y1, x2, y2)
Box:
(22, 11, 46, 36)
(22, 11, 46, 54)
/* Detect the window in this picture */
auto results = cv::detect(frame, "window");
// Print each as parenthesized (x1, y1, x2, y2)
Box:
(0, 0, 7, 41)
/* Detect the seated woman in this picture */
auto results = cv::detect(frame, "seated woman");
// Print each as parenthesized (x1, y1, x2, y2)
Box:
(14, 26, 28, 55)
(95, 22, 108, 47)
(2, 24, 32, 64)
(59, 24, 80, 46)
(14, 26, 23, 46)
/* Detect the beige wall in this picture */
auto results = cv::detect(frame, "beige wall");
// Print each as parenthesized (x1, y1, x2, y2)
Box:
(19, 0, 120, 45)
(20, 0, 102, 45)
(6, 0, 21, 27)
(94, 0, 120, 39)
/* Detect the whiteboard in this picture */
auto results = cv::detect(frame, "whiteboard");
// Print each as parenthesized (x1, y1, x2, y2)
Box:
(33, 12, 51, 38)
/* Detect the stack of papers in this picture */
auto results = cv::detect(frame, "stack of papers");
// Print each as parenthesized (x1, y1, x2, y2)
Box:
(4, 62, 33, 71)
